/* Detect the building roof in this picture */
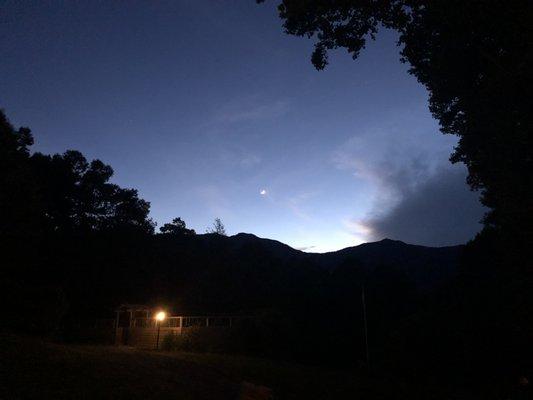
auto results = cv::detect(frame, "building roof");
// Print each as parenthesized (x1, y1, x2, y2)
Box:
(116, 304, 152, 311)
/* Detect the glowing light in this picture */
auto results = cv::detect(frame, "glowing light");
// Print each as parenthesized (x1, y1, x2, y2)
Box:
(260, 189, 267, 195)
(154, 311, 166, 321)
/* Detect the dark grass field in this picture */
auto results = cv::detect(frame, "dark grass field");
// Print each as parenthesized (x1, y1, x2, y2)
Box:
(0, 334, 383, 400)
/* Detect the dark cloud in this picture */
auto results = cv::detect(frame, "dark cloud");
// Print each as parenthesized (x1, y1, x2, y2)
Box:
(363, 166, 486, 246)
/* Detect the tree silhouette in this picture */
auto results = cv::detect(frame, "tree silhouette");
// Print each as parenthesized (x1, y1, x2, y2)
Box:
(0, 110, 41, 235)
(206, 218, 227, 235)
(160, 217, 196, 235)
(260, 0, 532, 240)
(29, 151, 154, 234)
(0, 110, 155, 235)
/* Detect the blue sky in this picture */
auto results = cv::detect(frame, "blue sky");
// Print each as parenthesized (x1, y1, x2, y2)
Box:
(0, 1, 484, 251)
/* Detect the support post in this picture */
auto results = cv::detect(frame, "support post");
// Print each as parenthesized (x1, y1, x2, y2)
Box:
(156, 321, 161, 350)
(115, 310, 120, 345)
(362, 285, 370, 368)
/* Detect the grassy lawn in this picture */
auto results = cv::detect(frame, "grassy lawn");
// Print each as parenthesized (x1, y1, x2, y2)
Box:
(0, 334, 373, 399)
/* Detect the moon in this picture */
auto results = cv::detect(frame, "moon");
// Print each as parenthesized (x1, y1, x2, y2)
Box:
(260, 189, 267, 196)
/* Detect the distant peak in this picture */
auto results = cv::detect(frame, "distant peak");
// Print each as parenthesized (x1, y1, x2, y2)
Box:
(375, 238, 407, 245)
(364, 238, 409, 246)
(233, 232, 258, 239)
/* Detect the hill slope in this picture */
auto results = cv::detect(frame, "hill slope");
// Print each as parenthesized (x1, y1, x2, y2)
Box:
(200, 233, 463, 290)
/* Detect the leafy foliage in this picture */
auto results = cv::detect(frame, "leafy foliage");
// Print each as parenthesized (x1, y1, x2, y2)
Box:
(0, 110, 41, 235)
(260, 0, 532, 241)
(160, 217, 196, 235)
(206, 217, 227, 235)
(0, 110, 154, 235)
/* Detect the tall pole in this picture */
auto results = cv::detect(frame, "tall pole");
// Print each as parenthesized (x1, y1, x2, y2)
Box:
(115, 310, 120, 345)
(156, 321, 161, 350)
(362, 285, 370, 368)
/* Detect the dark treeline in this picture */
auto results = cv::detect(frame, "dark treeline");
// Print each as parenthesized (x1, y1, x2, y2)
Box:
(1, 104, 532, 399)
(0, 111, 154, 236)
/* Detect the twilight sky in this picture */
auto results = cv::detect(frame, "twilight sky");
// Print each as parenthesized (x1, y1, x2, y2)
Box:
(0, 1, 485, 252)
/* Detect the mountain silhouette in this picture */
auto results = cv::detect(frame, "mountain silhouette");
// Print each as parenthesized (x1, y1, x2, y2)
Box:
(2, 231, 464, 322)
(174, 233, 463, 291)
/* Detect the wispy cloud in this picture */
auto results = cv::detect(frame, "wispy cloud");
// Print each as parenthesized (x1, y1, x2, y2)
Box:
(218, 145, 262, 169)
(331, 126, 446, 196)
(342, 218, 375, 241)
(215, 98, 290, 124)
(194, 184, 232, 221)
(286, 191, 318, 221)
(240, 153, 262, 168)
(331, 123, 484, 245)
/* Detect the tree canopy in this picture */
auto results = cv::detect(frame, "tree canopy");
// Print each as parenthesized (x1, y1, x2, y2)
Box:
(0, 110, 40, 235)
(206, 218, 227, 236)
(0, 109, 155, 236)
(260, 0, 532, 241)
(160, 217, 196, 235)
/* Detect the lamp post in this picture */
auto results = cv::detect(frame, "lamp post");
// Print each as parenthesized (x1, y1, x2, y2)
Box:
(154, 311, 166, 350)
(362, 285, 370, 368)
